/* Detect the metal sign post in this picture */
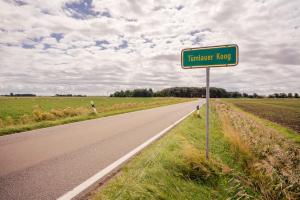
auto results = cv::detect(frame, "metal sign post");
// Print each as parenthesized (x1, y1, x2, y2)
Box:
(206, 67, 210, 159)
(181, 44, 239, 160)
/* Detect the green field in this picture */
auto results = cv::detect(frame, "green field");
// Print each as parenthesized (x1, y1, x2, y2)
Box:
(93, 100, 300, 200)
(0, 97, 193, 136)
(226, 99, 300, 133)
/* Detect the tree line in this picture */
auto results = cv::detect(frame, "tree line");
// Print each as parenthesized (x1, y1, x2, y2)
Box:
(1, 93, 37, 97)
(110, 87, 299, 98)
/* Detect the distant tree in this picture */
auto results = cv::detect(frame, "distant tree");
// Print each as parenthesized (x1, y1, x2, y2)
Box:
(288, 93, 293, 98)
(279, 93, 287, 98)
(110, 87, 280, 99)
(232, 92, 242, 98)
(148, 88, 154, 97)
(295, 93, 299, 98)
(242, 93, 249, 98)
(268, 94, 275, 98)
(124, 90, 132, 97)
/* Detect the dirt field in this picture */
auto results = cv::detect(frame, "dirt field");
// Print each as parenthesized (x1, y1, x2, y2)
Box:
(226, 99, 300, 133)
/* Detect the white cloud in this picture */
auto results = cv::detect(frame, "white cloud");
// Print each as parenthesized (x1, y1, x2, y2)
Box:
(0, 0, 299, 95)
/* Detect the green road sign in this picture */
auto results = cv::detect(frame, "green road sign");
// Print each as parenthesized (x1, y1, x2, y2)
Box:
(181, 44, 239, 68)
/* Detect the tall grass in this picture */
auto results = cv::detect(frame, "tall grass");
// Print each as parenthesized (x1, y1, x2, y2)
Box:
(215, 101, 300, 200)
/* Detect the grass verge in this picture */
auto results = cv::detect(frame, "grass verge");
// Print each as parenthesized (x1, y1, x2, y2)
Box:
(92, 104, 259, 200)
(92, 100, 300, 200)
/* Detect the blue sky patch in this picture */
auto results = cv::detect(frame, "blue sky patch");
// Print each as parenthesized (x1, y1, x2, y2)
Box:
(14, 0, 27, 6)
(95, 40, 109, 49)
(175, 5, 184, 10)
(96, 40, 109, 46)
(50, 33, 64, 42)
(64, 0, 111, 19)
(43, 44, 51, 50)
(192, 35, 203, 45)
(190, 28, 212, 36)
(117, 40, 128, 50)
(33, 36, 44, 43)
(22, 43, 35, 49)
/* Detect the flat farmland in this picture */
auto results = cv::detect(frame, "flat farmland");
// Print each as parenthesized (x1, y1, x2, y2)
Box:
(226, 99, 300, 133)
(0, 97, 193, 136)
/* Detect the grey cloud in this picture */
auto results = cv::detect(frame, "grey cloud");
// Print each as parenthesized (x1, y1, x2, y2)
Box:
(0, 0, 299, 95)
(127, 0, 143, 15)
(270, 48, 300, 65)
(242, 46, 300, 66)
(151, 54, 179, 61)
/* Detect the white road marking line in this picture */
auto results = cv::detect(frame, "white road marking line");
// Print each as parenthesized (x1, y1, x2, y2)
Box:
(57, 109, 195, 200)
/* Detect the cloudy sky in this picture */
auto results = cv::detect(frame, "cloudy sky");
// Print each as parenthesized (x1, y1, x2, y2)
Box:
(0, 0, 299, 95)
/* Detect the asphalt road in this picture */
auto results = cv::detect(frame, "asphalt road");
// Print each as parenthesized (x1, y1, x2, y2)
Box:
(0, 100, 201, 200)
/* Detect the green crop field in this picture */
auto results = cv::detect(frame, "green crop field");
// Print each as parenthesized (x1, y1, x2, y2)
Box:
(0, 97, 193, 136)
(225, 99, 300, 133)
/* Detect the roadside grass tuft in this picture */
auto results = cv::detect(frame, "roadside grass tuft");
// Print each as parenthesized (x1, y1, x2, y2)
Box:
(33, 108, 55, 121)
(50, 108, 65, 118)
(179, 141, 223, 184)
